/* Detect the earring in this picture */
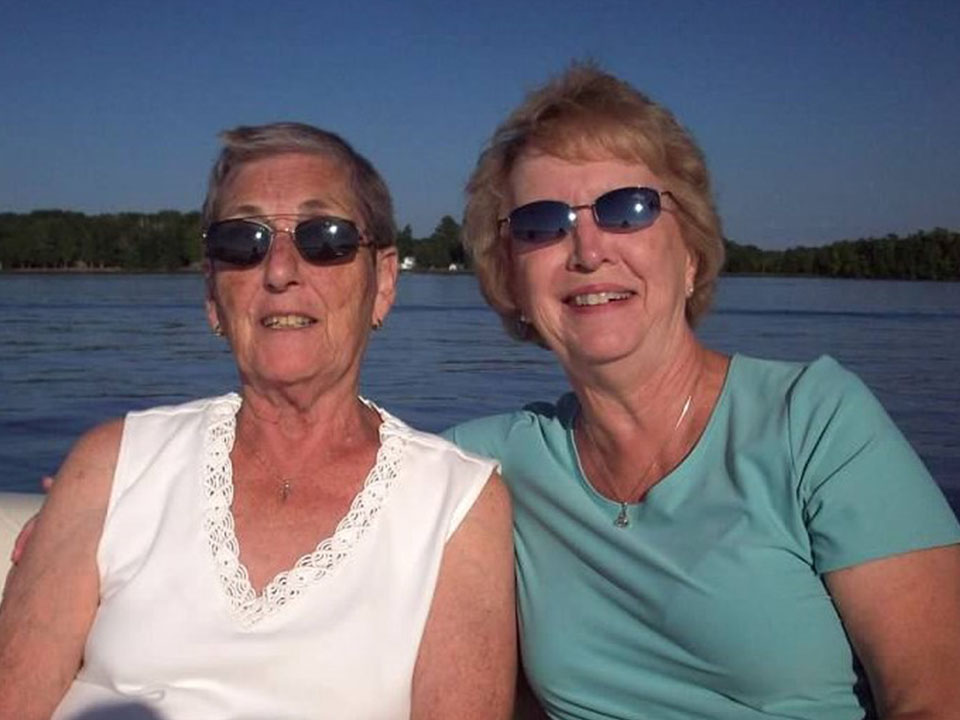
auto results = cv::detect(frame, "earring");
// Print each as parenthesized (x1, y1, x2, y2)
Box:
(213, 322, 224, 337)
(685, 284, 694, 299)
(515, 313, 531, 337)
(372, 318, 384, 331)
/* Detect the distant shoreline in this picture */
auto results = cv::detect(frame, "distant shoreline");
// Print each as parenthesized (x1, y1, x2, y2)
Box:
(1, 267, 956, 282)
(1, 266, 197, 274)
(0, 266, 477, 276)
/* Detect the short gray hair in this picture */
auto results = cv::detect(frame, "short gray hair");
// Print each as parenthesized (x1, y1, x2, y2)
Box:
(202, 122, 396, 248)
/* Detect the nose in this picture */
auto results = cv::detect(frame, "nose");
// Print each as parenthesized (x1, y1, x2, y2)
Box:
(262, 226, 302, 291)
(566, 208, 610, 272)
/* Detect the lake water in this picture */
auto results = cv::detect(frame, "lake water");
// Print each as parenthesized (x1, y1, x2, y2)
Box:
(1, 273, 958, 514)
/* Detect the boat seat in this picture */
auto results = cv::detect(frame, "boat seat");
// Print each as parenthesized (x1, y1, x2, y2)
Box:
(0, 492, 45, 589)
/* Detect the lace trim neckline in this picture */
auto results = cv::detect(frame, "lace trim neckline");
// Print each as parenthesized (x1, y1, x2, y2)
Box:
(201, 393, 408, 627)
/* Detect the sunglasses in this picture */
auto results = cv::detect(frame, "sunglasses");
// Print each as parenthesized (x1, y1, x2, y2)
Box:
(499, 186, 672, 246)
(204, 215, 370, 267)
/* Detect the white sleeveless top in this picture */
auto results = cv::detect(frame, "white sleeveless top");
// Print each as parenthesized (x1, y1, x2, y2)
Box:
(53, 394, 496, 720)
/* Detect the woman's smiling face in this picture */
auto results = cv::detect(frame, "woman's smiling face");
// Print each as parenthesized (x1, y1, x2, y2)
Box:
(205, 152, 396, 394)
(506, 153, 695, 372)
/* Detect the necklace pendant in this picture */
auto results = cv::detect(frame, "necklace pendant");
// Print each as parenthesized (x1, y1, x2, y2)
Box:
(614, 503, 630, 528)
(280, 480, 292, 502)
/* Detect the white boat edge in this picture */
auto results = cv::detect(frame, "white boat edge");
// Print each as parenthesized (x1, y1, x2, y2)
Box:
(0, 492, 45, 588)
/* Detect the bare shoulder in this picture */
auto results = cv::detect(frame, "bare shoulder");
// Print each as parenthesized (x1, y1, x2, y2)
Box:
(437, 469, 513, 595)
(46, 418, 124, 507)
(463, 470, 512, 530)
(57, 417, 125, 484)
(411, 469, 516, 720)
(16, 417, 124, 573)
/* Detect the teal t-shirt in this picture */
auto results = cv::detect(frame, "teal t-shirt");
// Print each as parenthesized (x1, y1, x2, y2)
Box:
(445, 355, 960, 720)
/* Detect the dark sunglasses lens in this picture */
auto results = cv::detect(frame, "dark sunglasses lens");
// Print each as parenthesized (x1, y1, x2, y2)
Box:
(295, 217, 362, 263)
(594, 187, 661, 231)
(508, 201, 572, 244)
(206, 221, 270, 266)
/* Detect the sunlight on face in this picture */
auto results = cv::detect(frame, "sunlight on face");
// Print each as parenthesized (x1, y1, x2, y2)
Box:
(506, 153, 695, 370)
(206, 153, 396, 395)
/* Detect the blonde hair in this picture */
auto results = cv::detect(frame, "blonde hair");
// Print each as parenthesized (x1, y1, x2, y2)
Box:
(202, 122, 395, 248)
(463, 64, 724, 344)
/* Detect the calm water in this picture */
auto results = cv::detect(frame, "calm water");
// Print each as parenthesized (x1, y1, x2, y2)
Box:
(1, 273, 958, 513)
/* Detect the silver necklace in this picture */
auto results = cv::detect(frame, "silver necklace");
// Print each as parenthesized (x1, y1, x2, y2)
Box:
(581, 392, 695, 528)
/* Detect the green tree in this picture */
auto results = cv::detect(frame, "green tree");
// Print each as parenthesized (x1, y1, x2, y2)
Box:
(413, 215, 465, 269)
(396, 224, 415, 260)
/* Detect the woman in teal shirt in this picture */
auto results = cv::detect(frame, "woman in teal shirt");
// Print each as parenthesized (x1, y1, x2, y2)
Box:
(447, 64, 960, 719)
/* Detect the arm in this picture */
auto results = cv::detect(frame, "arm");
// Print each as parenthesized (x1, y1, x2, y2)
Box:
(789, 360, 960, 717)
(826, 543, 960, 720)
(411, 471, 517, 720)
(0, 419, 121, 719)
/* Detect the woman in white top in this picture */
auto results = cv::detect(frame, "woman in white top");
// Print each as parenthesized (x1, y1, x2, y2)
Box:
(0, 122, 515, 720)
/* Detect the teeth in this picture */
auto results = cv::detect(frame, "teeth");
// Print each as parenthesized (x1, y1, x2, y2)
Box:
(572, 291, 632, 307)
(262, 314, 315, 329)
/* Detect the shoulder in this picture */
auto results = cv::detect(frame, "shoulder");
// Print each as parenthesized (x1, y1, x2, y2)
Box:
(442, 393, 577, 461)
(784, 354, 868, 401)
(715, 356, 958, 570)
(57, 394, 235, 490)
(400, 421, 500, 473)
(45, 395, 238, 515)
(36, 416, 126, 537)
(724, 354, 871, 416)
(118, 393, 240, 439)
(373, 404, 500, 485)
(776, 355, 890, 444)
(126, 392, 241, 422)
(738, 353, 868, 400)
(460, 470, 512, 532)
(372, 408, 506, 541)
(728, 354, 893, 468)
(726, 353, 812, 395)
(59, 417, 125, 487)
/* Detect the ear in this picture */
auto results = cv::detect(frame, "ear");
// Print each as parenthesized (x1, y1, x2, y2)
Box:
(683, 244, 698, 296)
(202, 259, 221, 332)
(372, 246, 399, 325)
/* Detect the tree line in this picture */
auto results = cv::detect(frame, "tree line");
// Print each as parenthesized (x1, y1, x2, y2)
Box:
(0, 210, 469, 272)
(0, 210, 204, 271)
(724, 228, 960, 280)
(1, 210, 957, 280)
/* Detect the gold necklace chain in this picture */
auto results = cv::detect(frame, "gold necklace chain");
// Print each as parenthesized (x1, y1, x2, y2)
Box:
(236, 423, 301, 502)
(580, 390, 696, 529)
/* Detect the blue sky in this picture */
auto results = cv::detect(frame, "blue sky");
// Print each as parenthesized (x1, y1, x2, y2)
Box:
(2, 0, 958, 248)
